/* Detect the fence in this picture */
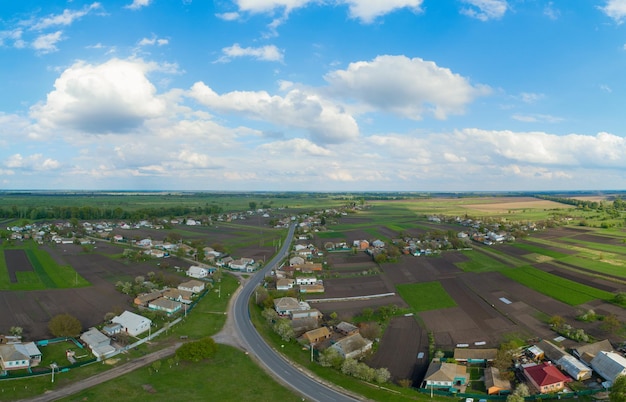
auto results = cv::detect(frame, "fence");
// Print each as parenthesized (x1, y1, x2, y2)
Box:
(417, 387, 606, 400)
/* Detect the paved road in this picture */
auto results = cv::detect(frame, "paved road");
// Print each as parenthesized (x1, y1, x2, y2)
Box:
(233, 223, 363, 402)
(21, 344, 179, 402)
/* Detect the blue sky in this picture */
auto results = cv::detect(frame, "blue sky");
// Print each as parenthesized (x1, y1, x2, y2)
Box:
(2, 0, 626, 191)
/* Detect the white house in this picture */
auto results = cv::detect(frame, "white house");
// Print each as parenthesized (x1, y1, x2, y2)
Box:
(277, 278, 295, 291)
(187, 266, 210, 279)
(111, 311, 152, 337)
(0, 342, 42, 370)
(80, 328, 116, 359)
(178, 279, 205, 294)
(296, 277, 317, 286)
(330, 333, 373, 359)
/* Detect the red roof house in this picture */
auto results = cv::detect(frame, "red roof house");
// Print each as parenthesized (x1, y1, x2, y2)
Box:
(523, 362, 571, 394)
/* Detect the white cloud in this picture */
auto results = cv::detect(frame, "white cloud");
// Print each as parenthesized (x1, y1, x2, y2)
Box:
(232, 0, 423, 24)
(543, 2, 559, 20)
(138, 37, 169, 46)
(32, 31, 63, 53)
(30, 58, 167, 133)
(511, 114, 563, 123)
(188, 82, 359, 144)
(234, 0, 312, 14)
(4, 154, 61, 171)
(31, 3, 101, 30)
(460, 0, 508, 21)
(258, 138, 332, 156)
(218, 43, 284, 62)
(126, 0, 152, 10)
(216, 12, 241, 21)
(601, 0, 626, 22)
(342, 0, 424, 23)
(600, 84, 612, 93)
(0, 29, 24, 48)
(325, 55, 490, 120)
(519, 92, 544, 104)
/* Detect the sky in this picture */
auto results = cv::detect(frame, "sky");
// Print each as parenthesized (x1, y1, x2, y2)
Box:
(1, 0, 626, 192)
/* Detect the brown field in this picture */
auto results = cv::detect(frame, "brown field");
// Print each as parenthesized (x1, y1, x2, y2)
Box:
(461, 197, 574, 212)
(368, 316, 428, 384)
(5, 249, 34, 283)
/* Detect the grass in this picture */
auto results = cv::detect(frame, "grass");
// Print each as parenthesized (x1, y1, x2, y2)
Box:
(396, 282, 457, 312)
(501, 266, 615, 306)
(0, 242, 89, 290)
(511, 243, 569, 259)
(58, 345, 304, 402)
(456, 249, 511, 272)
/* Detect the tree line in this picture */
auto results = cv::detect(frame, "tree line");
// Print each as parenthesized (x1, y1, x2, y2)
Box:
(0, 204, 224, 221)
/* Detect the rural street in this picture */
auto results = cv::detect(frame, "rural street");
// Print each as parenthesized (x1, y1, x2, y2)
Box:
(232, 223, 363, 402)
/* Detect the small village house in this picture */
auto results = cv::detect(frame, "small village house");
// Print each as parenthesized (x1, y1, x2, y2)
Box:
(111, 311, 152, 337)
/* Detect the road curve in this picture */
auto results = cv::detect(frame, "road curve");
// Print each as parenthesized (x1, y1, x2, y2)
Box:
(233, 223, 363, 402)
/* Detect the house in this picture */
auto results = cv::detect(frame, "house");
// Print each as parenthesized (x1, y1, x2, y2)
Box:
(538, 340, 592, 381)
(102, 323, 122, 336)
(276, 278, 295, 291)
(134, 290, 164, 307)
(371, 239, 385, 248)
(484, 367, 511, 395)
(296, 277, 317, 286)
(290, 256, 305, 266)
(303, 327, 332, 344)
(590, 351, 626, 384)
(423, 360, 469, 391)
(163, 288, 193, 304)
(229, 259, 249, 271)
(523, 362, 570, 394)
(187, 266, 211, 279)
(0, 342, 42, 370)
(178, 279, 205, 294)
(80, 328, 115, 359)
(336, 322, 359, 336)
(298, 263, 323, 274)
(148, 297, 182, 314)
(573, 339, 614, 365)
(290, 309, 321, 320)
(111, 311, 152, 337)
(330, 333, 373, 359)
(453, 348, 497, 363)
(274, 297, 303, 316)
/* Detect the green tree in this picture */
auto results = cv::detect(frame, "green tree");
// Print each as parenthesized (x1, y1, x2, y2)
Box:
(48, 313, 82, 337)
(249, 201, 257, 210)
(318, 347, 343, 369)
(176, 337, 218, 362)
(549, 315, 566, 329)
(9, 326, 23, 337)
(602, 314, 622, 334)
(274, 318, 295, 342)
(152, 360, 162, 372)
(610, 375, 626, 402)
(374, 367, 391, 383)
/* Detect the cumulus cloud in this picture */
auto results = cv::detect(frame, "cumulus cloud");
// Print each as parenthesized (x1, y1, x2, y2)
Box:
(601, 0, 626, 22)
(188, 82, 359, 144)
(30, 58, 167, 133)
(258, 138, 332, 157)
(234, 0, 312, 14)
(218, 43, 284, 62)
(126, 0, 152, 10)
(32, 31, 63, 53)
(31, 3, 102, 30)
(4, 154, 61, 171)
(325, 55, 490, 120)
(216, 12, 241, 21)
(342, 0, 424, 23)
(460, 0, 508, 21)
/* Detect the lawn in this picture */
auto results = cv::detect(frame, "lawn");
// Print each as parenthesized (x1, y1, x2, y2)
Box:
(501, 266, 615, 306)
(511, 243, 569, 259)
(58, 345, 304, 402)
(396, 282, 457, 312)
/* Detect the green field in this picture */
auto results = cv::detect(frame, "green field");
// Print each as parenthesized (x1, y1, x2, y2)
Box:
(0, 243, 90, 290)
(501, 266, 615, 305)
(456, 250, 511, 272)
(512, 243, 569, 259)
(396, 282, 457, 312)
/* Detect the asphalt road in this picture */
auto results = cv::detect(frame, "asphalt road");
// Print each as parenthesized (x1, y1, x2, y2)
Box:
(232, 223, 363, 402)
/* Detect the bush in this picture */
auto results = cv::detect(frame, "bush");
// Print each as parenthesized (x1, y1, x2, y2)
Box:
(176, 337, 218, 362)
(48, 313, 82, 337)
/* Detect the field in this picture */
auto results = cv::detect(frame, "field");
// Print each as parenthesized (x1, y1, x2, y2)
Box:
(396, 282, 457, 312)
(1, 242, 90, 290)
